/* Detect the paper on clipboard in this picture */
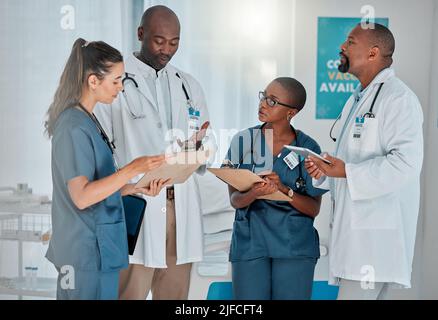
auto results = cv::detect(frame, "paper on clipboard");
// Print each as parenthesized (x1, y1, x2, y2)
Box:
(135, 150, 209, 188)
(208, 168, 292, 202)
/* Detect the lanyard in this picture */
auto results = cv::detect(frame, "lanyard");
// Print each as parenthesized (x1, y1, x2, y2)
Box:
(175, 72, 191, 103)
(331, 82, 384, 201)
(335, 82, 384, 156)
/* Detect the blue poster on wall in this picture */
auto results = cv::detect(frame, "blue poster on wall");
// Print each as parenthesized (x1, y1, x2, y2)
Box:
(316, 17, 389, 119)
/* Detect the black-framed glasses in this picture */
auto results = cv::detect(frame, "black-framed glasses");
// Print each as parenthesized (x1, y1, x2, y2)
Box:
(258, 91, 296, 109)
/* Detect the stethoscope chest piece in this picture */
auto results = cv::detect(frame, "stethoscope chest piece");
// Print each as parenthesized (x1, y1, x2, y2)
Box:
(295, 176, 306, 192)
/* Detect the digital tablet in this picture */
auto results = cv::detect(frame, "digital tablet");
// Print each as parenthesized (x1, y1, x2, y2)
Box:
(122, 195, 147, 255)
(283, 146, 332, 164)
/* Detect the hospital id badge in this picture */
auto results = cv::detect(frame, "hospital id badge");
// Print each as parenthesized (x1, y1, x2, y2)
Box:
(187, 106, 200, 136)
(353, 117, 365, 139)
(283, 151, 300, 170)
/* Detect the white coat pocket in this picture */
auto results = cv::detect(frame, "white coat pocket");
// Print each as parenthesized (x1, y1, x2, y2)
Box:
(96, 221, 129, 271)
(350, 193, 399, 230)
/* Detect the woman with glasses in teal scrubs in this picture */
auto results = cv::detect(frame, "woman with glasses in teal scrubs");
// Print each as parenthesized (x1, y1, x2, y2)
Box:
(224, 77, 327, 300)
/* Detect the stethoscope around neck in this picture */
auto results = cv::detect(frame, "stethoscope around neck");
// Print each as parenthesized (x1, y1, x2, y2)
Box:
(329, 82, 384, 142)
(77, 103, 119, 170)
(121, 71, 193, 120)
(236, 123, 307, 192)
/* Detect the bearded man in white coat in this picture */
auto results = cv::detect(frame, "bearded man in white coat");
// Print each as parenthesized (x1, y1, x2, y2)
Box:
(305, 23, 424, 299)
(95, 6, 212, 300)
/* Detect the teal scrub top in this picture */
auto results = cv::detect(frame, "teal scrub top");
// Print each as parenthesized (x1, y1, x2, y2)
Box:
(224, 125, 327, 262)
(46, 108, 129, 272)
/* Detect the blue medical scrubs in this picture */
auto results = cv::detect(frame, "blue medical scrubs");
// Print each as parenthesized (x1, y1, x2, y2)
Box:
(224, 125, 327, 300)
(46, 108, 129, 300)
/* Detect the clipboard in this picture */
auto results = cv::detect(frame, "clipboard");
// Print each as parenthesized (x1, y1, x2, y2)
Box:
(208, 168, 292, 202)
(135, 150, 209, 188)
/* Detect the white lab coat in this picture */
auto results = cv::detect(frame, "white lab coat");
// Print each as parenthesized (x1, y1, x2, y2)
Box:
(95, 53, 211, 268)
(314, 68, 424, 288)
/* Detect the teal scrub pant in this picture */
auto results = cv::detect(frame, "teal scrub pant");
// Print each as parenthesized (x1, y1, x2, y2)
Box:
(56, 269, 119, 300)
(232, 257, 317, 300)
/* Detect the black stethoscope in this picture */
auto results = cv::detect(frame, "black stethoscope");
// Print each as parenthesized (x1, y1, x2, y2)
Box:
(235, 123, 307, 192)
(122, 71, 192, 119)
(329, 82, 384, 142)
(77, 103, 119, 169)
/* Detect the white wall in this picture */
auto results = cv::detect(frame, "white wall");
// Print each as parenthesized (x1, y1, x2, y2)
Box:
(420, 1, 438, 300)
(293, 0, 436, 298)
(0, 0, 137, 196)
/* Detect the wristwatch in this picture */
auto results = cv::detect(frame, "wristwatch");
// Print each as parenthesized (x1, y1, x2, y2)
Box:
(287, 187, 294, 199)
